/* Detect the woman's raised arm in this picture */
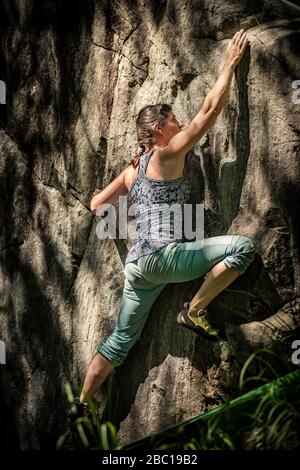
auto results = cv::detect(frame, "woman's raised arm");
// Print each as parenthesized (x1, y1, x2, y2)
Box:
(160, 28, 249, 161)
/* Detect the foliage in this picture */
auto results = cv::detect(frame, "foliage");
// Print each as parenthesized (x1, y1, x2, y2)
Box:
(149, 348, 300, 450)
(57, 348, 300, 450)
(56, 382, 122, 450)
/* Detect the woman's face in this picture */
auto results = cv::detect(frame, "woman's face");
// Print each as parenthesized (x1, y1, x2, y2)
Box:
(164, 112, 184, 141)
(154, 111, 184, 146)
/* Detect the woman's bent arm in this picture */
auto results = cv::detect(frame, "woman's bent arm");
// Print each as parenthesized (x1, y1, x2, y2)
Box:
(90, 168, 128, 215)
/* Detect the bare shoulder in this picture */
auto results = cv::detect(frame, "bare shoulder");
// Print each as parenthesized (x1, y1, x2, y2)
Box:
(159, 146, 187, 165)
(123, 147, 189, 190)
(156, 148, 187, 178)
(158, 123, 203, 164)
(124, 163, 139, 192)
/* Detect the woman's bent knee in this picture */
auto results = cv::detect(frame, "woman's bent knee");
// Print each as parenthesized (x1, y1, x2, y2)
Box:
(223, 235, 256, 274)
(241, 236, 256, 258)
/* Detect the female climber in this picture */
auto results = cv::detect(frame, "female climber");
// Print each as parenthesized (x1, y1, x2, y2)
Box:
(70, 28, 254, 418)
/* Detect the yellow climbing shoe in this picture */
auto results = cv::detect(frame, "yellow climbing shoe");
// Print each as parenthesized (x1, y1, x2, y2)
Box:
(177, 302, 219, 340)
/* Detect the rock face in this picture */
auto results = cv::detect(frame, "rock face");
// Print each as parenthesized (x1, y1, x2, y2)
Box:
(0, 0, 299, 449)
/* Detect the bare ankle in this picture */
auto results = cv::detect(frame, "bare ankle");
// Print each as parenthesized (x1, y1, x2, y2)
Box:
(188, 303, 207, 317)
(79, 394, 89, 404)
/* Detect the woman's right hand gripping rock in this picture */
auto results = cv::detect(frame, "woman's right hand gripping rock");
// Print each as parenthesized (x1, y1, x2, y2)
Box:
(225, 28, 249, 67)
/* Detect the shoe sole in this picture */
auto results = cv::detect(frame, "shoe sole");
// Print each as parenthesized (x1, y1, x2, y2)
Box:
(177, 310, 219, 342)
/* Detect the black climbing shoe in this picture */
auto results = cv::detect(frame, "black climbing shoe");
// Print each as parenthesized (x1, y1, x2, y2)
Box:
(68, 397, 89, 422)
(177, 302, 220, 341)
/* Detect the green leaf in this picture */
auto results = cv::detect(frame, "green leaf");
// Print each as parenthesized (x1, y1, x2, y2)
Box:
(65, 382, 75, 404)
(56, 432, 67, 449)
(76, 423, 90, 448)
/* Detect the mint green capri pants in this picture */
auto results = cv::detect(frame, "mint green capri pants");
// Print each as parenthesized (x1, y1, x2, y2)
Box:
(97, 234, 255, 367)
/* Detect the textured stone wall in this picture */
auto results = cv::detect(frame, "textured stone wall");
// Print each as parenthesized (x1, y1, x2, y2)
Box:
(0, 0, 299, 449)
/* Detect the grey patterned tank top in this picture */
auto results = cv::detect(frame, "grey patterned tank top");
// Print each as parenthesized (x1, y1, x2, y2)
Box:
(125, 150, 192, 265)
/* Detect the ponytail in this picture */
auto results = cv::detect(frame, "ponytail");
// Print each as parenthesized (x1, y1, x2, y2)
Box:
(130, 150, 143, 169)
(130, 144, 146, 168)
(130, 145, 157, 168)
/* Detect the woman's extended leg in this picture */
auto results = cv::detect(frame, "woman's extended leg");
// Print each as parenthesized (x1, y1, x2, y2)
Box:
(80, 352, 114, 404)
(79, 271, 167, 404)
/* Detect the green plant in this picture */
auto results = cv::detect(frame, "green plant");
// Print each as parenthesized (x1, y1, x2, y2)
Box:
(56, 382, 122, 450)
(123, 348, 300, 450)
